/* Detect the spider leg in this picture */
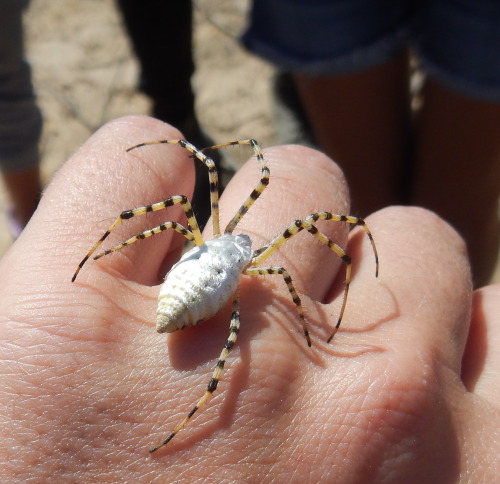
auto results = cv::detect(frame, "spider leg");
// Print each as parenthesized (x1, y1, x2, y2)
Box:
(127, 139, 221, 236)
(244, 266, 312, 347)
(72, 195, 202, 282)
(199, 139, 268, 235)
(94, 221, 194, 260)
(251, 212, 378, 343)
(150, 292, 241, 453)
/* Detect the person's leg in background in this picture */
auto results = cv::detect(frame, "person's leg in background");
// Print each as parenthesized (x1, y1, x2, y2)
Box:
(410, 0, 500, 286)
(412, 80, 500, 287)
(0, 0, 43, 237)
(293, 50, 413, 215)
(116, 0, 195, 131)
(243, 1, 416, 217)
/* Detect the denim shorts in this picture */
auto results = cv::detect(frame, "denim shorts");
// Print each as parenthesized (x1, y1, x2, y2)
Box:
(242, 0, 500, 102)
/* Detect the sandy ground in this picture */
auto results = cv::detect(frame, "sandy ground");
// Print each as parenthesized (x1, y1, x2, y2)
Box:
(1, 0, 499, 283)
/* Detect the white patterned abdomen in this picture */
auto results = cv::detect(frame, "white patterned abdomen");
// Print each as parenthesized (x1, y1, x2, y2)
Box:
(156, 233, 253, 333)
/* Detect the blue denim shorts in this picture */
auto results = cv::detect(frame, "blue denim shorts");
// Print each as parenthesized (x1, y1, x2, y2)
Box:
(242, 0, 500, 102)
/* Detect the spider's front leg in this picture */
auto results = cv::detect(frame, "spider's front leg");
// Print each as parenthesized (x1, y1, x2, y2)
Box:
(251, 212, 379, 343)
(72, 195, 202, 282)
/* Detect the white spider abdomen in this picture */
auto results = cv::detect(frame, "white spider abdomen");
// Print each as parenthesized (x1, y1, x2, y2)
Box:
(156, 233, 253, 333)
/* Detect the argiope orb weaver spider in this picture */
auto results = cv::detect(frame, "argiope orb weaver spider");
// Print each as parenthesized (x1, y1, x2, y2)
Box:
(72, 139, 379, 453)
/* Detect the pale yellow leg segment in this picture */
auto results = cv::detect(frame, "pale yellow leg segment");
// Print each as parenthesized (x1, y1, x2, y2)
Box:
(149, 293, 241, 453)
(127, 139, 221, 236)
(94, 221, 194, 260)
(245, 266, 311, 347)
(72, 194, 201, 282)
(201, 139, 269, 235)
(251, 212, 378, 343)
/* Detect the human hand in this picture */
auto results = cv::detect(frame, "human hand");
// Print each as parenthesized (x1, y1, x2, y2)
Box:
(1, 117, 498, 482)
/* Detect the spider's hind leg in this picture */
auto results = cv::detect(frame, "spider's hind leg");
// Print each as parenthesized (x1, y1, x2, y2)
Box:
(245, 266, 312, 347)
(149, 292, 241, 452)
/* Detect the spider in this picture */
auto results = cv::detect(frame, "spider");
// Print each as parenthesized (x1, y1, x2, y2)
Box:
(72, 138, 379, 453)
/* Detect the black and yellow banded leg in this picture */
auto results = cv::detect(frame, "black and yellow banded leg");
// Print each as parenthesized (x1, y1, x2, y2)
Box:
(94, 221, 195, 261)
(201, 139, 268, 235)
(72, 195, 202, 282)
(306, 212, 379, 277)
(245, 266, 312, 347)
(150, 293, 241, 453)
(127, 139, 221, 236)
(251, 212, 378, 343)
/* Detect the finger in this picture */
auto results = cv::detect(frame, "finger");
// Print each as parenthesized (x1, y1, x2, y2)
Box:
(217, 144, 352, 302)
(291, 206, 474, 481)
(337, 206, 472, 371)
(50, 116, 195, 287)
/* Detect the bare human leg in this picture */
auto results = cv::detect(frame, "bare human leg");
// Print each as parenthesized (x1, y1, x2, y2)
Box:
(412, 79, 500, 286)
(293, 51, 413, 215)
(2, 164, 41, 228)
